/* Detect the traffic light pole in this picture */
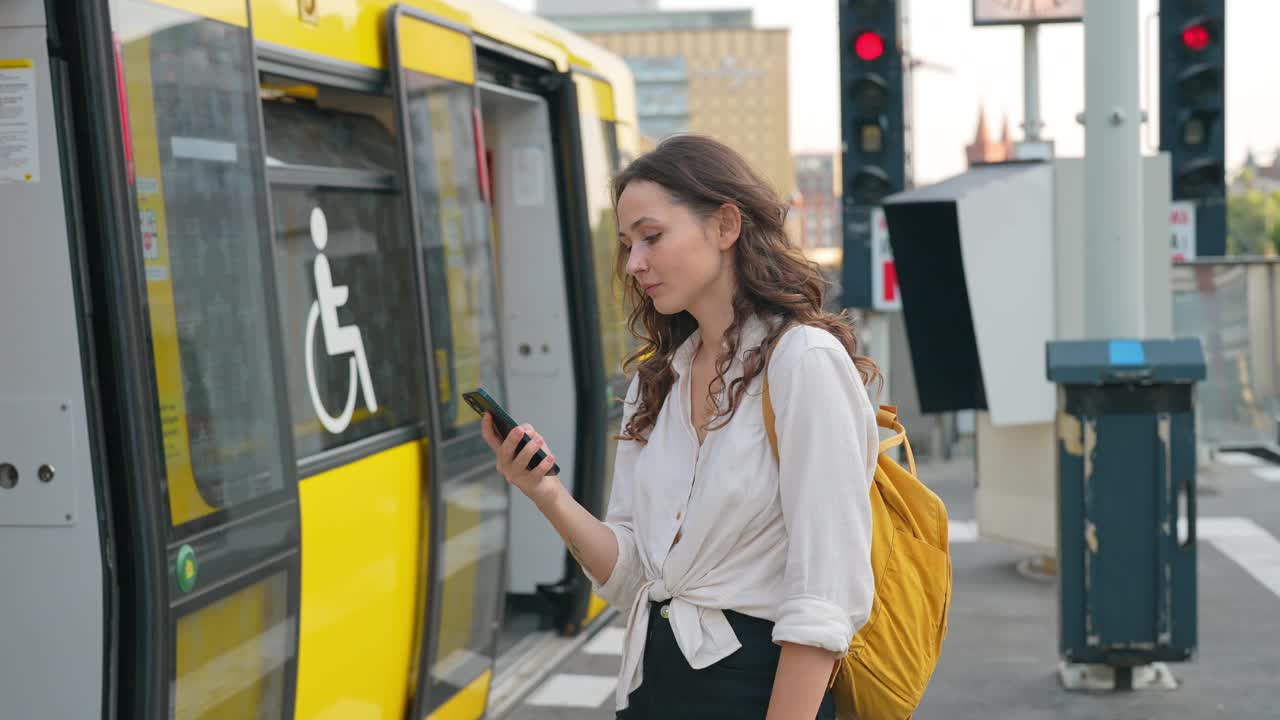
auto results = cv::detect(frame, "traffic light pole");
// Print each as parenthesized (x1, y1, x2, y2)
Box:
(1023, 23, 1041, 142)
(1084, 0, 1145, 338)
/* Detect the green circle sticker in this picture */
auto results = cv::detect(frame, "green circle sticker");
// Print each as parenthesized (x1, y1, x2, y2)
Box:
(176, 544, 198, 593)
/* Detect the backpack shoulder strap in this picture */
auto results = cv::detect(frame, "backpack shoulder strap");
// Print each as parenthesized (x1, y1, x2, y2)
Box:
(763, 335, 912, 474)
(760, 320, 789, 464)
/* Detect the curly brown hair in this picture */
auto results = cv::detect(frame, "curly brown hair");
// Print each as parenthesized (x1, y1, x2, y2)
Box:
(614, 134, 881, 443)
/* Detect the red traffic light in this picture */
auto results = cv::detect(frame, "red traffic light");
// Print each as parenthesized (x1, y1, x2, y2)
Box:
(854, 31, 885, 61)
(1182, 23, 1210, 51)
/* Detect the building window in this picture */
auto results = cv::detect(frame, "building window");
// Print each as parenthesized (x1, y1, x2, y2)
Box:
(626, 56, 689, 84)
(636, 82, 689, 117)
(627, 56, 691, 140)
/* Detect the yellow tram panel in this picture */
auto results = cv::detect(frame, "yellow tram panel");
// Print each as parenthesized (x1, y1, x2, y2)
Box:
(426, 671, 491, 720)
(398, 15, 474, 85)
(295, 440, 429, 720)
(251, 0, 570, 74)
(144, 0, 247, 26)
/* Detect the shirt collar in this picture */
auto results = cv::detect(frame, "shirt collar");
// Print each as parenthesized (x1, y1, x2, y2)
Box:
(671, 327, 701, 379)
(671, 313, 776, 379)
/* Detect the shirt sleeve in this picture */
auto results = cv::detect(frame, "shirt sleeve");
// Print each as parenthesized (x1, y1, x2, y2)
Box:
(580, 375, 647, 610)
(768, 336, 877, 653)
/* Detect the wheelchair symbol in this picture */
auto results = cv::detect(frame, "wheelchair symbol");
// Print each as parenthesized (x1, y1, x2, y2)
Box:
(304, 207, 378, 434)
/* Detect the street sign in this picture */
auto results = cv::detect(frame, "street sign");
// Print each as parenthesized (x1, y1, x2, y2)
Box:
(973, 0, 1082, 26)
(1170, 201, 1196, 261)
(870, 207, 901, 310)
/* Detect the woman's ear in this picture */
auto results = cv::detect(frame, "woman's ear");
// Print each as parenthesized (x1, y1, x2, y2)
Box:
(714, 203, 742, 250)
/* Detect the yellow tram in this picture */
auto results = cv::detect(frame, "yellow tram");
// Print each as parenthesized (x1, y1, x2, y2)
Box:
(0, 1, 638, 718)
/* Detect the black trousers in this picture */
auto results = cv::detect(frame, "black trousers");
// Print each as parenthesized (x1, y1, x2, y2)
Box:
(616, 600, 837, 720)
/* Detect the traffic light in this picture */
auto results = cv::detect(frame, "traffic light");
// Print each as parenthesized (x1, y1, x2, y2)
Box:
(1159, 0, 1225, 256)
(839, 0, 905, 308)
(840, 0, 905, 207)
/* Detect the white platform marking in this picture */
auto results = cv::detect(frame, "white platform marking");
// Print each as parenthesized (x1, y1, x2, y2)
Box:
(949, 520, 979, 544)
(1217, 452, 1262, 467)
(525, 674, 618, 708)
(1253, 466, 1280, 483)
(1185, 517, 1280, 600)
(952, 517, 1280, 602)
(583, 626, 626, 656)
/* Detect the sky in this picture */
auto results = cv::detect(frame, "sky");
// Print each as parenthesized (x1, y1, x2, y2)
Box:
(502, 0, 1280, 185)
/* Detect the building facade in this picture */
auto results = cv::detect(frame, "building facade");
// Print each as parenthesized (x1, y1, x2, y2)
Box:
(546, 8, 795, 200)
(794, 152, 840, 248)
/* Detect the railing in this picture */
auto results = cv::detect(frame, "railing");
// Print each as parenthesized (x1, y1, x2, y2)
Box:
(1171, 257, 1280, 449)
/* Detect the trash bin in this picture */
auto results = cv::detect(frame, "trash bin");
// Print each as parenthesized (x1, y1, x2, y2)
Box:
(1046, 338, 1206, 689)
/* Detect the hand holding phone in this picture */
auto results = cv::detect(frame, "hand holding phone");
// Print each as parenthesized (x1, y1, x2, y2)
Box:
(464, 388, 561, 476)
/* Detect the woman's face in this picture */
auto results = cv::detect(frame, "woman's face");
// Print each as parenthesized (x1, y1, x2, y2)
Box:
(616, 180, 736, 316)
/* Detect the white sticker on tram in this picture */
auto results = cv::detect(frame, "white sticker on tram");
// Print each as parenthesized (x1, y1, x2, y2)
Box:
(170, 136, 238, 163)
(304, 207, 378, 434)
(513, 145, 545, 207)
(0, 59, 39, 184)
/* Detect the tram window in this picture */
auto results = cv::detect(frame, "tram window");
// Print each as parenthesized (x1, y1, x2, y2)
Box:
(261, 84, 426, 457)
(260, 81, 398, 173)
(581, 115, 635, 408)
(269, 186, 426, 457)
(174, 572, 289, 719)
(113, 0, 290, 530)
(404, 75, 503, 442)
(427, 477, 508, 707)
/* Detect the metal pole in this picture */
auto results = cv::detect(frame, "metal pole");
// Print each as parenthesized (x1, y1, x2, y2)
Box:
(1023, 23, 1041, 142)
(901, 0, 914, 188)
(1084, 0, 1144, 338)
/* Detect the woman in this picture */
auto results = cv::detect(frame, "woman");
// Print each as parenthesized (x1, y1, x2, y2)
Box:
(481, 134, 880, 719)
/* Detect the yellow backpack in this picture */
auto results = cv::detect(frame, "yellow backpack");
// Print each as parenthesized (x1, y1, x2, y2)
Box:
(763, 373, 952, 720)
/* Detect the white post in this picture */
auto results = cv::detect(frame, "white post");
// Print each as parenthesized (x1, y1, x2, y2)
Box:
(856, 310, 892, 407)
(1023, 23, 1041, 142)
(1084, 0, 1145, 338)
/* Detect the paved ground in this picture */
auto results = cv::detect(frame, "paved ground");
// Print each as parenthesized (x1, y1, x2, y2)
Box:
(500, 454, 1280, 719)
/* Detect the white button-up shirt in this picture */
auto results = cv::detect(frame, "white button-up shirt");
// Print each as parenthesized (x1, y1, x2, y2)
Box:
(583, 315, 879, 711)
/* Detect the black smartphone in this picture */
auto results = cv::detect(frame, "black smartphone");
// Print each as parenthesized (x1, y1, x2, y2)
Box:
(463, 387, 561, 476)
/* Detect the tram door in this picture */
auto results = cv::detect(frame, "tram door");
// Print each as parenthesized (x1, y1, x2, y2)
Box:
(568, 72, 634, 628)
(258, 51, 435, 720)
(389, 7, 510, 719)
(109, 1, 304, 717)
(477, 79, 580, 647)
(1, 3, 111, 718)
